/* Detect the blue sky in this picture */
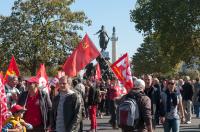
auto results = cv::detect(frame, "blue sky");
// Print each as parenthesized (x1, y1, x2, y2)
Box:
(0, 0, 144, 60)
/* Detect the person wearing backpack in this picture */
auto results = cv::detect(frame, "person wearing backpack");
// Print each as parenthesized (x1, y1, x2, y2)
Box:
(117, 79, 153, 132)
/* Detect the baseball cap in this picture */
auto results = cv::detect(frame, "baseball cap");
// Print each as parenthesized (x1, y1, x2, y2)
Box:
(10, 104, 26, 114)
(26, 76, 39, 84)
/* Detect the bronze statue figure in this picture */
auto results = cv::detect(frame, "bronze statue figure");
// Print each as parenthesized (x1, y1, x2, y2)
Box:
(94, 25, 110, 52)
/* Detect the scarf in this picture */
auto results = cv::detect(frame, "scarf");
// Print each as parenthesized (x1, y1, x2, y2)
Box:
(166, 89, 177, 112)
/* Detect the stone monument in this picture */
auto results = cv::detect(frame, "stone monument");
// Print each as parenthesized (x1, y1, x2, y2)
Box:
(111, 26, 118, 63)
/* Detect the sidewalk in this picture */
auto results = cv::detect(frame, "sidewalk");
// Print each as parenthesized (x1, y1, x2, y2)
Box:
(83, 116, 200, 132)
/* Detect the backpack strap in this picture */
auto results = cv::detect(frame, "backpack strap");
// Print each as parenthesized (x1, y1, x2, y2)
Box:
(128, 91, 145, 127)
(120, 91, 144, 130)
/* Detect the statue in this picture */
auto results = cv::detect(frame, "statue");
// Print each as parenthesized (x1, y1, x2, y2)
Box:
(94, 25, 110, 52)
(113, 26, 116, 34)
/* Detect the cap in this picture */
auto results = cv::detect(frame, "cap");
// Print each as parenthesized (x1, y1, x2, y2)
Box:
(10, 104, 26, 114)
(26, 76, 39, 84)
(134, 79, 145, 90)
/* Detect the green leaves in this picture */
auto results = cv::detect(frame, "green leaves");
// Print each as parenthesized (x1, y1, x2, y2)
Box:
(132, 35, 173, 76)
(130, 0, 200, 75)
(0, 0, 91, 75)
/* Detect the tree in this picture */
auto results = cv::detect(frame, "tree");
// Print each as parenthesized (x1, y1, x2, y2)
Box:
(132, 35, 174, 76)
(0, 0, 91, 75)
(130, 0, 200, 66)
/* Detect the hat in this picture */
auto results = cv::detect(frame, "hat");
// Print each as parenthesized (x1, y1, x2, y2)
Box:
(184, 76, 190, 81)
(26, 76, 39, 84)
(134, 79, 145, 90)
(10, 105, 26, 114)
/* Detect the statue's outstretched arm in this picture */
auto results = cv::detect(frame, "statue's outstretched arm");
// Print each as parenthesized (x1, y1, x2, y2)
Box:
(94, 30, 101, 35)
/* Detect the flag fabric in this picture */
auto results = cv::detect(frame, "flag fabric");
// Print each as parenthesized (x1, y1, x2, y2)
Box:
(4, 55, 20, 84)
(63, 34, 100, 77)
(119, 85, 127, 95)
(57, 70, 65, 79)
(111, 53, 133, 91)
(36, 64, 49, 93)
(95, 63, 101, 80)
(0, 72, 9, 130)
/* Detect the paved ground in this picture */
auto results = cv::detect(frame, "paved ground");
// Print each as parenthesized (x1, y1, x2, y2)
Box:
(83, 116, 200, 132)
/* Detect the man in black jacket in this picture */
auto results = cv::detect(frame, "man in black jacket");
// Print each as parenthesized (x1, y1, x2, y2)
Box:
(144, 75, 161, 128)
(51, 76, 82, 132)
(182, 76, 193, 124)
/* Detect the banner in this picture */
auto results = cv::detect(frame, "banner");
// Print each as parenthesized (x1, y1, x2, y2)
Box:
(4, 55, 20, 83)
(0, 72, 9, 130)
(36, 64, 49, 93)
(63, 34, 100, 77)
(111, 53, 133, 91)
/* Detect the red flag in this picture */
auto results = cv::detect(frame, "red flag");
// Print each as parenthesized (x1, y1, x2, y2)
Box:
(95, 63, 101, 80)
(4, 55, 20, 83)
(63, 34, 100, 77)
(36, 64, 49, 93)
(0, 72, 9, 130)
(111, 53, 133, 92)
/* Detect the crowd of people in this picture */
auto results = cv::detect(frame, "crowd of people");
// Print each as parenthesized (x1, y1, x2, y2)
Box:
(1, 73, 200, 132)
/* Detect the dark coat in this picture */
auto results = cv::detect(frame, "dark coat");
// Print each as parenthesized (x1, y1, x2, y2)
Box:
(88, 86, 100, 106)
(182, 82, 193, 101)
(51, 92, 82, 132)
(144, 86, 160, 116)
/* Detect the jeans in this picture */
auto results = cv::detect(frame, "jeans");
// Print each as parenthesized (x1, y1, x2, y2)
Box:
(194, 103, 200, 118)
(183, 100, 192, 121)
(164, 118, 180, 132)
